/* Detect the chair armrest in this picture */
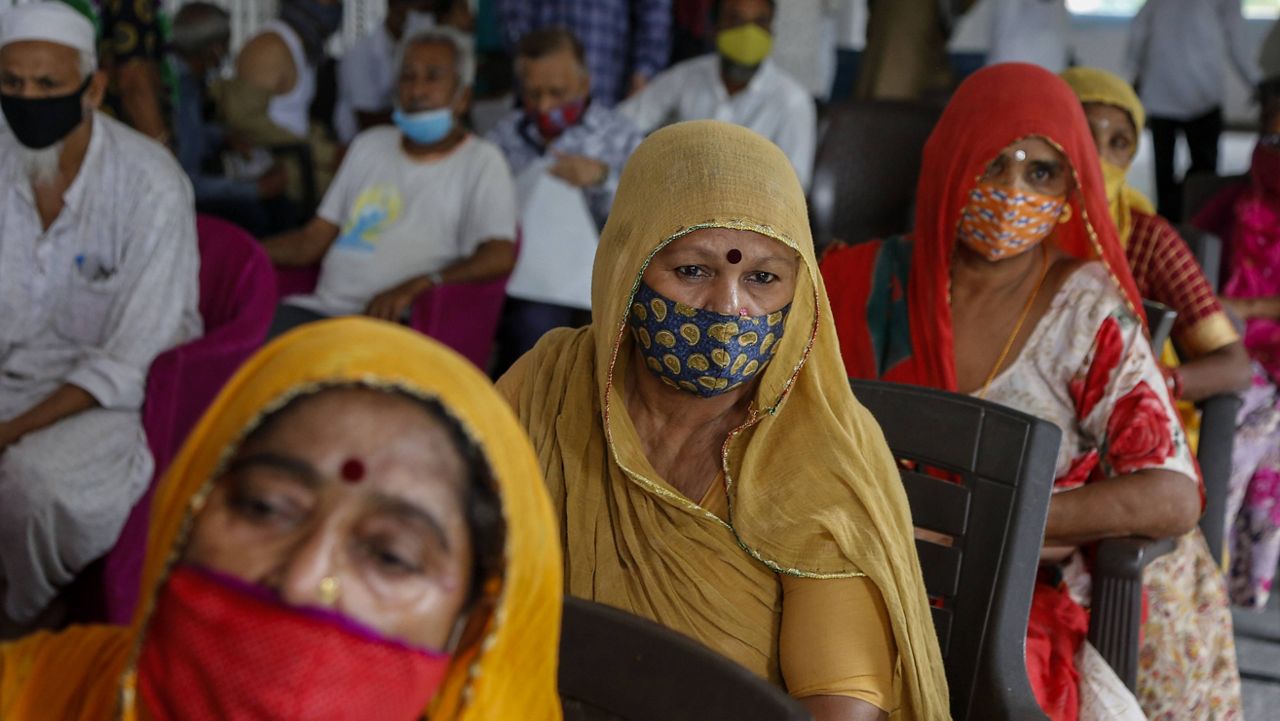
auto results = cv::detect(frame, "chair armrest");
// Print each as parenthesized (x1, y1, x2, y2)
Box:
(268, 142, 318, 215)
(1195, 393, 1243, 566)
(1087, 536, 1178, 691)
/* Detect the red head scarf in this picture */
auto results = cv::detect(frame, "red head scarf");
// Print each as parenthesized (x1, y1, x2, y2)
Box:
(827, 62, 1144, 391)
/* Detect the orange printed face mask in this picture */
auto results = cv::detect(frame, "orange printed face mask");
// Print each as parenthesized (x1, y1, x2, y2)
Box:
(955, 182, 1067, 261)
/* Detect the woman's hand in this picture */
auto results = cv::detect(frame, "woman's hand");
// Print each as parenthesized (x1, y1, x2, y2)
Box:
(1044, 469, 1200, 547)
(1223, 296, 1280, 320)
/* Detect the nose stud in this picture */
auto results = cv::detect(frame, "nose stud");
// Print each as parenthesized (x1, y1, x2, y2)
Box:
(318, 576, 341, 607)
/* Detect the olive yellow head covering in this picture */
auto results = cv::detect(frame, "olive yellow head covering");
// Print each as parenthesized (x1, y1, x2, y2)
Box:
(501, 120, 949, 718)
(0, 319, 563, 721)
(1061, 66, 1157, 246)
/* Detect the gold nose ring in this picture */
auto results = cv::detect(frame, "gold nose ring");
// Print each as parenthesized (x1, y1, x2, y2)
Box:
(318, 576, 341, 607)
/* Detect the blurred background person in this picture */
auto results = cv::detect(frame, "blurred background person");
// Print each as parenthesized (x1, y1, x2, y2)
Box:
(496, 0, 672, 106)
(620, 0, 816, 189)
(1127, 0, 1261, 221)
(487, 27, 644, 373)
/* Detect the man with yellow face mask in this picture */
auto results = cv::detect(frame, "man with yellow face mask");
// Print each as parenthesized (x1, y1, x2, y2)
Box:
(619, 0, 816, 190)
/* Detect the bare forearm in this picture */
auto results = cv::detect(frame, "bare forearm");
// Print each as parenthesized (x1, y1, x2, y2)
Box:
(1223, 296, 1280, 321)
(798, 695, 888, 721)
(1044, 469, 1200, 546)
(1178, 341, 1252, 401)
(263, 219, 337, 266)
(1, 385, 97, 446)
(437, 239, 516, 284)
(116, 60, 167, 141)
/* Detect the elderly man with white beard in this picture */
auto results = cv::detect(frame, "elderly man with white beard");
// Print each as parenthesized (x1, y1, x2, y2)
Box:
(0, 2, 200, 633)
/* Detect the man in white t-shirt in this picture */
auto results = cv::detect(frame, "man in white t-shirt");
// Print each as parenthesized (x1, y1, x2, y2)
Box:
(264, 28, 517, 336)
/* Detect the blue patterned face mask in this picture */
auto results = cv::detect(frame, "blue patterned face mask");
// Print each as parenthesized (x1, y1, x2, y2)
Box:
(628, 282, 789, 398)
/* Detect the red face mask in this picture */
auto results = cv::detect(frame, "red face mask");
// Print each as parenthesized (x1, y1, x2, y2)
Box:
(532, 97, 586, 140)
(136, 565, 453, 721)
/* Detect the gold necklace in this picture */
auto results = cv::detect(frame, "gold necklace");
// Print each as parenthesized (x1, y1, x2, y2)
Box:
(978, 249, 1052, 399)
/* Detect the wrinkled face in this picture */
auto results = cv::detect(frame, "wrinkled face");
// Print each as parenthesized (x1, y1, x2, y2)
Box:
(980, 136, 1074, 199)
(184, 388, 476, 650)
(641, 227, 799, 316)
(518, 48, 589, 114)
(1083, 102, 1138, 170)
(397, 40, 464, 115)
(0, 40, 102, 105)
(717, 0, 774, 32)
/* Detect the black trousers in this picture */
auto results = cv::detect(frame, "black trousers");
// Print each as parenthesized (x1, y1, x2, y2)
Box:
(1149, 107, 1223, 222)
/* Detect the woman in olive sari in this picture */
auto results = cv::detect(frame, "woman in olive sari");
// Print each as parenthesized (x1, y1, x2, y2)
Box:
(500, 120, 949, 720)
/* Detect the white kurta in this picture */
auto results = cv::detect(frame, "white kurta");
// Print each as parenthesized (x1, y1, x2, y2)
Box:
(619, 54, 817, 190)
(0, 113, 201, 624)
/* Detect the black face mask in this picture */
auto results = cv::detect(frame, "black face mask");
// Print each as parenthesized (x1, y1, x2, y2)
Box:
(0, 76, 91, 150)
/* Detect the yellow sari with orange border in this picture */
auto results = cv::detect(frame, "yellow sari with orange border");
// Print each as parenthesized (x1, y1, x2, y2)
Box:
(0, 318, 563, 721)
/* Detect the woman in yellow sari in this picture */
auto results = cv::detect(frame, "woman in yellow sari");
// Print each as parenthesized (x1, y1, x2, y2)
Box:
(499, 120, 949, 720)
(0, 318, 562, 721)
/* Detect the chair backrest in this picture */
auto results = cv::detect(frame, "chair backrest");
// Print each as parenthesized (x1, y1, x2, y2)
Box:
(100, 216, 276, 626)
(809, 101, 941, 254)
(558, 598, 809, 721)
(1183, 172, 1247, 223)
(1142, 299, 1177, 350)
(196, 215, 279, 333)
(410, 277, 510, 371)
(1176, 224, 1225, 294)
(849, 379, 1059, 721)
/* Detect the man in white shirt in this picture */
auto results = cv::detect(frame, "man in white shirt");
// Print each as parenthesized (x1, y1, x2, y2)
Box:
(334, 0, 433, 143)
(987, 0, 1070, 73)
(1128, 0, 1261, 220)
(0, 3, 201, 629)
(265, 28, 517, 336)
(619, 0, 816, 189)
(486, 28, 645, 371)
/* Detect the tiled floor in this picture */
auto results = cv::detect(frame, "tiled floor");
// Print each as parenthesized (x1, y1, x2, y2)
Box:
(1235, 589, 1280, 720)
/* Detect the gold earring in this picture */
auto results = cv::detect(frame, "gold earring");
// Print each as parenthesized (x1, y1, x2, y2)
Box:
(318, 576, 341, 607)
(1058, 203, 1073, 224)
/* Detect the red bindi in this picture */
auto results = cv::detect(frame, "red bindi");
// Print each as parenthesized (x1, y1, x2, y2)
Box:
(340, 458, 365, 483)
(726, 248, 742, 264)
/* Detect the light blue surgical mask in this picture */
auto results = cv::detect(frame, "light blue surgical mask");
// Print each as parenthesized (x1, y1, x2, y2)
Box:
(393, 106, 454, 145)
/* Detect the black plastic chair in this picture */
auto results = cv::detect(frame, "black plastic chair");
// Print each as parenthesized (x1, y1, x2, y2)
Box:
(1183, 172, 1247, 224)
(1143, 299, 1176, 349)
(809, 101, 942, 255)
(849, 379, 1058, 721)
(269, 142, 319, 218)
(1174, 225, 1243, 566)
(558, 597, 810, 721)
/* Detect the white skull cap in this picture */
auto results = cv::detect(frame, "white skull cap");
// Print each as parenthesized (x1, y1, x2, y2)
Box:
(0, 2, 97, 67)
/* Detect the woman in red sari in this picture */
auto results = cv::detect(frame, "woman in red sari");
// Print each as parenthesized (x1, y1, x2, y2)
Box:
(821, 63, 1241, 721)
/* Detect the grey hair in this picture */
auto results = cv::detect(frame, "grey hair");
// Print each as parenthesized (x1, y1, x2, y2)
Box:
(170, 2, 232, 54)
(396, 26, 476, 91)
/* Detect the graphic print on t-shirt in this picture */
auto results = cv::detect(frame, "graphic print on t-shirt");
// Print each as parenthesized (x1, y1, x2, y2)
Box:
(335, 184, 403, 252)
